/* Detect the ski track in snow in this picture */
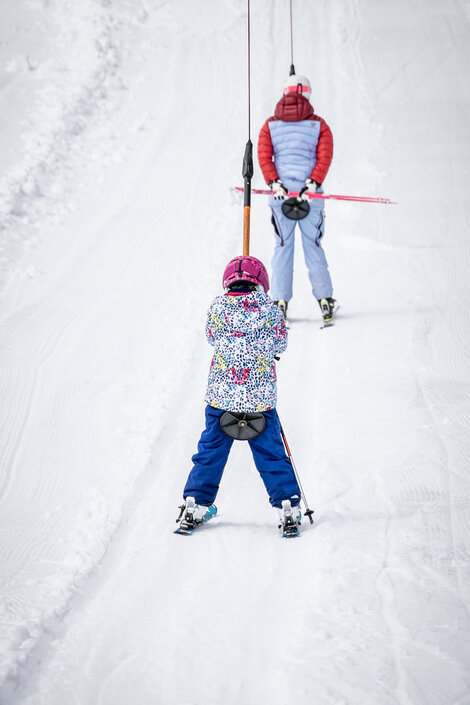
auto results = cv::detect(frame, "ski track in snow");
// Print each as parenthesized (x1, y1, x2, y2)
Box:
(1, 0, 470, 703)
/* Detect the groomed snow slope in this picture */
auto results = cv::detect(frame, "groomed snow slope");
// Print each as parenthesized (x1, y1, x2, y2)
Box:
(0, 1, 469, 704)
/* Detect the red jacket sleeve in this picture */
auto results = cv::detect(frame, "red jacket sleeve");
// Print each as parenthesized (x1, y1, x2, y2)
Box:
(311, 117, 333, 184)
(257, 119, 279, 184)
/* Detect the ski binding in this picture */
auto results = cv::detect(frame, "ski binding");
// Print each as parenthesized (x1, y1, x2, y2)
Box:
(279, 500, 301, 538)
(174, 498, 217, 535)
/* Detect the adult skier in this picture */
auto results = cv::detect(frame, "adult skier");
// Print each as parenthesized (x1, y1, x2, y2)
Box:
(175, 255, 302, 538)
(257, 74, 336, 324)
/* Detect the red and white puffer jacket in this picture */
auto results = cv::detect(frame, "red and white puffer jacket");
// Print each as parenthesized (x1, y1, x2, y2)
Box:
(257, 93, 333, 188)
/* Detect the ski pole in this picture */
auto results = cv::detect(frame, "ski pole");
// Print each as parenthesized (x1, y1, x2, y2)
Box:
(233, 186, 397, 205)
(278, 418, 314, 524)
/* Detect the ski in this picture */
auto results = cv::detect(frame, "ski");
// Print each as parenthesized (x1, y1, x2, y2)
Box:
(232, 186, 397, 205)
(279, 500, 302, 538)
(174, 504, 217, 535)
(281, 523, 300, 538)
(274, 300, 289, 328)
(320, 302, 340, 329)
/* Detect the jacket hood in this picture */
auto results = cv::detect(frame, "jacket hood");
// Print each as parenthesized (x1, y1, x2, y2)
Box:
(211, 292, 277, 335)
(274, 93, 314, 122)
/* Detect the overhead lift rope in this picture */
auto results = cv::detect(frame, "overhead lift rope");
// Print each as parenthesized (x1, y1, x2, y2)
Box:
(289, 0, 295, 75)
(240, 0, 315, 524)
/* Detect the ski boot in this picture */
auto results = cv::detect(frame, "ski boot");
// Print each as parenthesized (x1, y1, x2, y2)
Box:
(318, 297, 337, 326)
(278, 499, 302, 538)
(174, 496, 217, 535)
(274, 299, 288, 322)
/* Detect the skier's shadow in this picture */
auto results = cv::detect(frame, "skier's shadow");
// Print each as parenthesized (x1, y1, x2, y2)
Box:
(287, 316, 319, 324)
(213, 520, 315, 535)
(214, 520, 273, 530)
(289, 308, 410, 324)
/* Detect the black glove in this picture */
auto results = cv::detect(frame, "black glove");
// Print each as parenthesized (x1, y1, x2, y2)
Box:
(298, 178, 319, 201)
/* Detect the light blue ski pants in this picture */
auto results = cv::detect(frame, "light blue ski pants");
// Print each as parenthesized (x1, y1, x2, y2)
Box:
(270, 201, 333, 302)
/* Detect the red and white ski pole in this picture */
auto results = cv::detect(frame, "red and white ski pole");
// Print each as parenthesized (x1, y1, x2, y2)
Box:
(278, 418, 314, 524)
(233, 186, 397, 205)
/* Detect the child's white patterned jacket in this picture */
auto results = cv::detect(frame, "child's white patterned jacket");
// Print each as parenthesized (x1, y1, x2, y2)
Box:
(204, 291, 288, 413)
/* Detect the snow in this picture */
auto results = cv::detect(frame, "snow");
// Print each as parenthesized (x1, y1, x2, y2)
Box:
(1, 0, 469, 703)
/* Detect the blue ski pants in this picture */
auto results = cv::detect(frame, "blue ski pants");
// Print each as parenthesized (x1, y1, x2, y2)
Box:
(183, 405, 301, 509)
(270, 200, 333, 302)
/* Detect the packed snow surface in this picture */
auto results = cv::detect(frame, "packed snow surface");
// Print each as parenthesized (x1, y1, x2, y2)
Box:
(1, 1, 469, 703)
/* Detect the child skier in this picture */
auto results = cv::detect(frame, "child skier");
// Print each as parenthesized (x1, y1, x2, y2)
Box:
(175, 255, 302, 537)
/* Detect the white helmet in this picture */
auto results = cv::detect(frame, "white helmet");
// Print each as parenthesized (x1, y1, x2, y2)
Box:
(283, 74, 311, 100)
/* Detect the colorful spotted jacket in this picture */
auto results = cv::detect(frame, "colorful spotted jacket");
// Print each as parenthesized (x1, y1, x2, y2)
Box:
(205, 291, 288, 413)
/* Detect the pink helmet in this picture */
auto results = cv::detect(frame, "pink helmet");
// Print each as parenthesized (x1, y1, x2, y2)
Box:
(283, 74, 311, 100)
(222, 255, 270, 293)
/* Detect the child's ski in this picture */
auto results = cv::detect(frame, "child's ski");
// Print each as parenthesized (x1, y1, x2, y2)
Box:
(281, 522, 300, 538)
(279, 500, 302, 538)
(174, 504, 217, 535)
